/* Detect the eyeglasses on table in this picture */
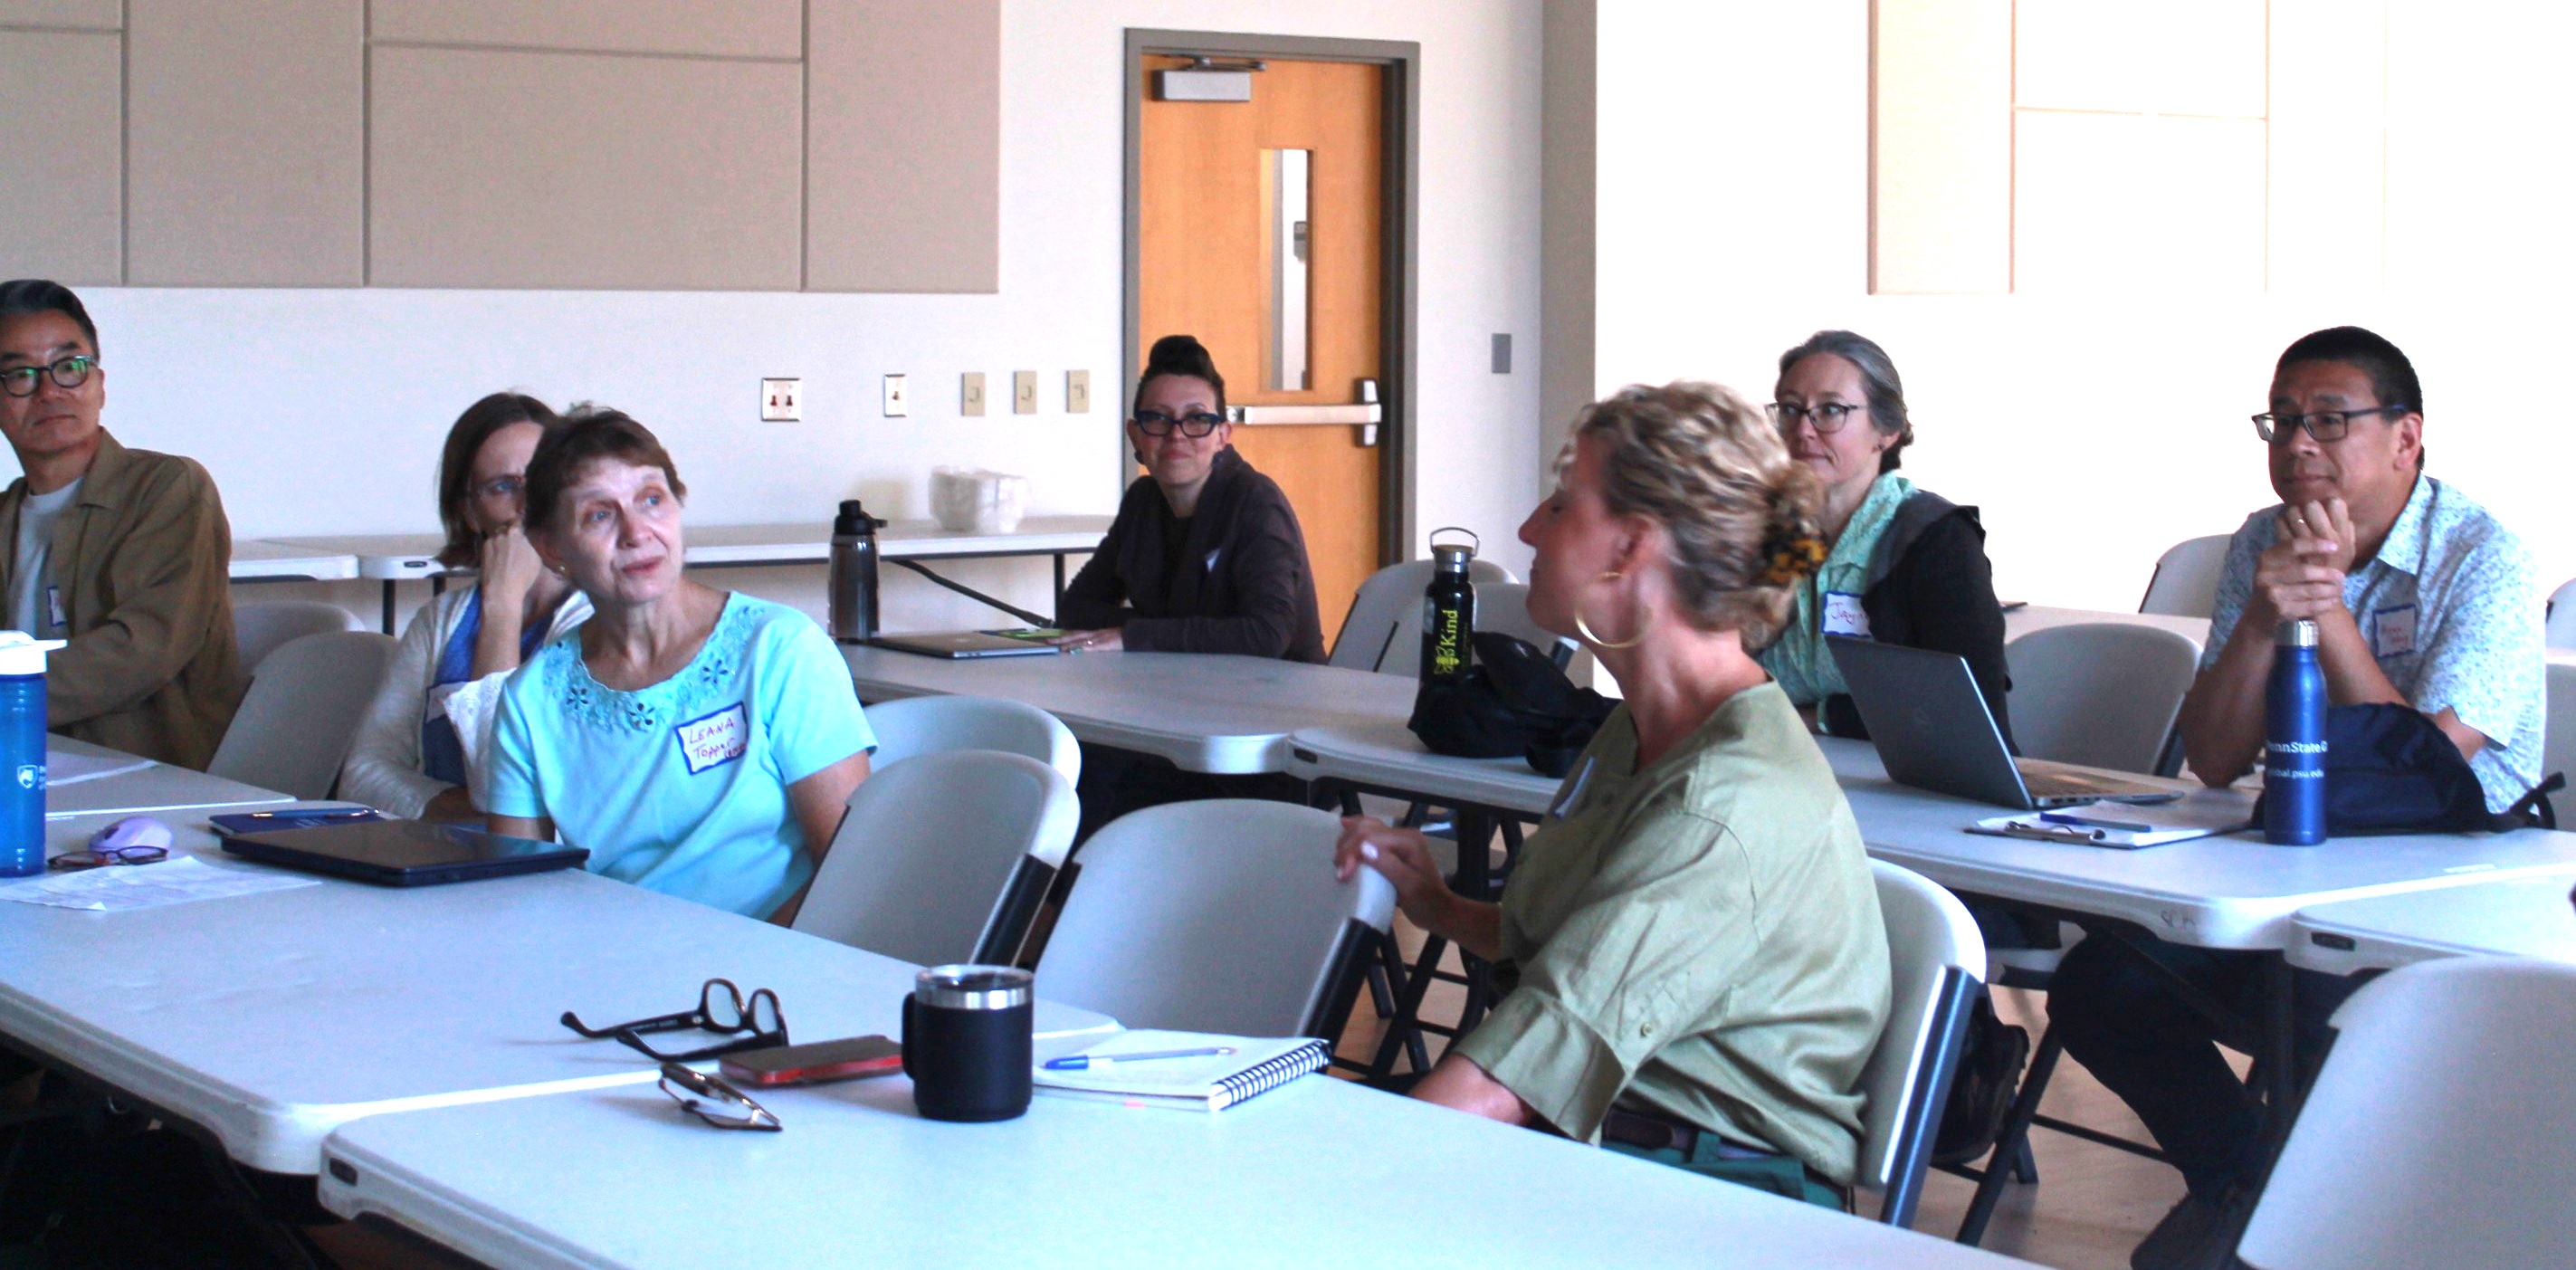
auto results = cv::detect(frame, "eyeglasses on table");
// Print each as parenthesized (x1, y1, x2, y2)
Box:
(46, 844, 170, 871)
(560, 977, 789, 1063)
(657, 1063, 780, 1132)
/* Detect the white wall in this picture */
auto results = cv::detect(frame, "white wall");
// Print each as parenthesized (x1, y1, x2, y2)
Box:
(1581, 1, 2575, 613)
(51, 0, 1545, 631)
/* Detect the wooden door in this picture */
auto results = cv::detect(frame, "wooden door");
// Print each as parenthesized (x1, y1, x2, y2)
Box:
(1138, 56, 1384, 646)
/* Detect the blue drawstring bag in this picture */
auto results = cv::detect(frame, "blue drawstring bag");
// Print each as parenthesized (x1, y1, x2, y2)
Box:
(2251, 702, 2559, 836)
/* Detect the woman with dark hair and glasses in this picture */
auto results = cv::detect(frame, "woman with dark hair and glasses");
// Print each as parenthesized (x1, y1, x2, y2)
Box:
(1758, 329, 2010, 741)
(1053, 334, 1325, 662)
(340, 393, 591, 820)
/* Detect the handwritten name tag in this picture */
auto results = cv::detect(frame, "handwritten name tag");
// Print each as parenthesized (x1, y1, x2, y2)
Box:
(674, 703, 749, 775)
(2372, 604, 2418, 658)
(1821, 591, 1871, 638)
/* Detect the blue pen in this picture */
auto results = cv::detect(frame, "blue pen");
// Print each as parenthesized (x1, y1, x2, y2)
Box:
(1043, 1046, 1236, 1072)
(2037, 810, 2154, 834)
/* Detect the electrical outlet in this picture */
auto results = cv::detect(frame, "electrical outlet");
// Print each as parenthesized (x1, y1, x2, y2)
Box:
(1066, 369, 1091, 413)
(760, 377, 801, 422)
(1013, 370, 1037, 415)
(883, 374, 908, 417)
(961, 371, 987, 416)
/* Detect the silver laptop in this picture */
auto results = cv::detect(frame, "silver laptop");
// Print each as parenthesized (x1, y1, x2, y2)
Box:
(870, 629, 1064, 660)
(1827, 636, 2185, 809)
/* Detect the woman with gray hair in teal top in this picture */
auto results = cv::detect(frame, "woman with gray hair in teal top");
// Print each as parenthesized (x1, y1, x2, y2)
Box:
(1758, 329, 2013, 744)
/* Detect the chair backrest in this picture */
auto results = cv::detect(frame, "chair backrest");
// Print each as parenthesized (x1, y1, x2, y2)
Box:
(1856, 861, 1987, 1229)
(2545, 661, 2576, 790)
(2005, 622, 2200, 773)
(791, 750, 1076, 969)
(2237, 957, 2576, 1270)
(1477, 582, 1582, 670)
(1329, 558, 1515, 676)
(208, 631, 397, 799)
(1036, 799, 1395, 1038)
(234, 599, 365, 674)
(2138, 534, 2233, 617)
(860, 694, 1081, 786)
(2547, 577, 2576, 651)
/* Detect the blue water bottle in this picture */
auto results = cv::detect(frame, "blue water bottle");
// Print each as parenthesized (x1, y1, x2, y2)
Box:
(0, 633, 65, 876)
(2263, 618, 2328, 845)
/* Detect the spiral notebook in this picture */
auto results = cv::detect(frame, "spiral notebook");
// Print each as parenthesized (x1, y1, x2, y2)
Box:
(1032, 1030, 1328, 1112)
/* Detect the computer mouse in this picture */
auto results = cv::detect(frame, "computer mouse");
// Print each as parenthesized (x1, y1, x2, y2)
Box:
(87, 816, 175, 855)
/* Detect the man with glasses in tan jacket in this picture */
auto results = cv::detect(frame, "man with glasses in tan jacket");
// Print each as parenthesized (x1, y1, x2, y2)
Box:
(0, 280, 242, 769)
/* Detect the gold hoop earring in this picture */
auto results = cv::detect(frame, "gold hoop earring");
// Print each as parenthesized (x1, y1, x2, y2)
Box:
(1574, 570, 1644, 650)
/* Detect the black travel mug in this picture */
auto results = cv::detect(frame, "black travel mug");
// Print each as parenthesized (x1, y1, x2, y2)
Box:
(900, 965, 1033, 1122)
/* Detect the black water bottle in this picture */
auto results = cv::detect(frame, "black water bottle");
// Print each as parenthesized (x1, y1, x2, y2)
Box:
(1420, 529, 1479, 683)
(829, 499, 884, 643)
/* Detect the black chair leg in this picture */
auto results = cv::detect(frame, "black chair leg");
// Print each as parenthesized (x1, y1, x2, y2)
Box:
(2011, 1135, 2038, 1183)
(1958, 1019, 2066, 1246)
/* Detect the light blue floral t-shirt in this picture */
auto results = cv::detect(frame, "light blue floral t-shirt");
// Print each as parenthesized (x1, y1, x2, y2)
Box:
(486, 594, 874, 917)
(2205, 475, 2543, 812)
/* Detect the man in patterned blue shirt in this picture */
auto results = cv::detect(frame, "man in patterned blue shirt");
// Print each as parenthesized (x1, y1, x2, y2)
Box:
(2051, 326, 2544, 1270)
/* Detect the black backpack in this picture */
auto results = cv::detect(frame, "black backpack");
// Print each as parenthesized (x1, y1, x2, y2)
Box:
(2249, 702, 2560, 836)
(1407, 633, 1617, 778)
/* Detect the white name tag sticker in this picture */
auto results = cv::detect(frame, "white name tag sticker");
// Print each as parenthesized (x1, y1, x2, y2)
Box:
(44, 586, 62, 632)
(1821, 591, 1871, 638)
(2372, 604, 2418, 658)
(674, 703, 749, 775)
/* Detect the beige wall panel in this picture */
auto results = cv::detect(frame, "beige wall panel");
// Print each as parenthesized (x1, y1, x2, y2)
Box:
(1871, 0, 2009, 294)
(370, 0, 798, 61)
(2015, 113, 2264, 293)
(2269, 0, 2385, 293)
(2018, 0, 2266, 117)
(0, 1, 120, 26)
(806, 0, 999, 293)
(369, 47, 803, 291)
(127, 0, 364, 286)
(0, 32, 119, 284)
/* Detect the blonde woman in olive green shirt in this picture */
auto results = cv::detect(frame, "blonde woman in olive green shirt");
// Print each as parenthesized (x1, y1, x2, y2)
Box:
(1336, 382, 1893, 1200)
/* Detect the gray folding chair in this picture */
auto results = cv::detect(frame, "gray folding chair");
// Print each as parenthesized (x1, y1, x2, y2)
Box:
(2547, 577, 2576, 651)
(208, 631, 397, 799)
(2547, 661, 2576, 793)
(2005, 621, 2200, 775)
(792, 750, 1075, 969)
(2139, 534, 2233, 618)
(861, 694, 1081, 785)
(1035, 799, 1394, 1038)
(233, 599, 365, 675)
(1858, 861, 1987, 1228)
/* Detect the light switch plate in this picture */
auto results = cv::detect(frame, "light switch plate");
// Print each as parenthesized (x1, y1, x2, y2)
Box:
(883, 374, 908, 417)
(760, 377, 801, 422)
(961, 372, 986, 416)
(1013, 370, 1037, 415)
(1066, 369, 1091, 413)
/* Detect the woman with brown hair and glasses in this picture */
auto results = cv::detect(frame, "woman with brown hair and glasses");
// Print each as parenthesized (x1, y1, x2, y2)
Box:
(1052, 334, 1325, 662)
(340, 393, 591, 820)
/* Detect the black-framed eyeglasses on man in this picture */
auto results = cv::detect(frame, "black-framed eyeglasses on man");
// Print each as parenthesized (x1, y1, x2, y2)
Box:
(658, 1063, 781, 1132)
(1766, 400, 1864, 434)
(2251, 406, 2409, 444)
(1133, 408, 1226, 438)
(0, 355, 99, 398)
(560, 978, 788, 1062)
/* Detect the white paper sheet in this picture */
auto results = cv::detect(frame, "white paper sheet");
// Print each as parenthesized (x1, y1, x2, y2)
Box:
(0, 856, 320, 912)
(43, 748, 157, 788)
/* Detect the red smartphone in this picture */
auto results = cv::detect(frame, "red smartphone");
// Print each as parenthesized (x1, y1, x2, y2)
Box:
(719, 1036, 903, 1086)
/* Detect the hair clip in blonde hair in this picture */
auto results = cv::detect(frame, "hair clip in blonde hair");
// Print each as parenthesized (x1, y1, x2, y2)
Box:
(1756, 530, 1827, 587)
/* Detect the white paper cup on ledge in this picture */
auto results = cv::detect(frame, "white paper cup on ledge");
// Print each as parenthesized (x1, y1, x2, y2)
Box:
(930, 467, 1030, 535)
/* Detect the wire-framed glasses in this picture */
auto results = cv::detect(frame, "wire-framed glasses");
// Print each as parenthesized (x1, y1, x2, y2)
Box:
(657, 1063, 781, 1132)
(560, 978, 789, 1062)
(1767, 400, 1863, 434)
(1134, 409, 1226, 437)
(2250, 406, 2407, 444)
(0, 355, 99, 398)
(46, 844, 169, 871)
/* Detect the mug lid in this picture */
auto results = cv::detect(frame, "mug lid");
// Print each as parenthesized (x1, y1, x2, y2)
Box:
(915, 964, 1032, 1010)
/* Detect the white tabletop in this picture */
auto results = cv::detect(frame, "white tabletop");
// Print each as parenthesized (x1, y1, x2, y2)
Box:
(2003, 604, 2212, 657)
(43, 736, 291, 818)
(1285, 718, 1560, 815)
(1819, 738, 2576, 950)
(267, 517, 1113, 580)
(0, 808, 1114, 1174)
(320, 1064, 2027, 1270)
(228, 540, 361, 582)
(846, 648, 1415, 774)
(2289, 874, 2576, 975)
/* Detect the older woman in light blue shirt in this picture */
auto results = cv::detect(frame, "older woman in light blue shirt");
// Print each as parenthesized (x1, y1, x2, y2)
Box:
(486, 406, 872, 921)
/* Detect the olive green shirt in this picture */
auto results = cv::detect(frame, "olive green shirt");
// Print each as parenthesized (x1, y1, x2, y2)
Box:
(1449, 681, 1891, 1185)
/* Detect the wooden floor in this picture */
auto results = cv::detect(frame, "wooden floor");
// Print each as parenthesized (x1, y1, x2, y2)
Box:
(1332, 921, 2187, 1270)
